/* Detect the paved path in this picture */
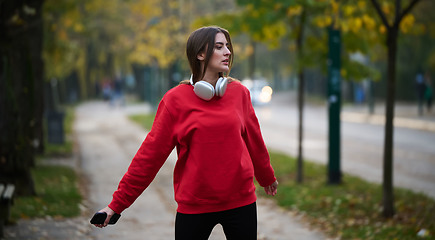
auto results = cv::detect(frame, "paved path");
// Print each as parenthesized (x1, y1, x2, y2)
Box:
(3, 101, 325, 240)
(76, 102, 326, 240)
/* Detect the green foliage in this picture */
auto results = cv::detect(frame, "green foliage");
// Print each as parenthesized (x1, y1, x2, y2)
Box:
(11, 165, 82, 220)
(42, 0, 435, 100)
(198, 0, 384, 80)
(128, 113, 156, 131)
(264, 151, 435, 239)
(343, 57, 381, 82)
(42, 0, 238, 99)
(43, 0, 87, 79)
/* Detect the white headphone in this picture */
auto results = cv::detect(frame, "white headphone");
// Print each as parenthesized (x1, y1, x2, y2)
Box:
(190, 75, 228, 101)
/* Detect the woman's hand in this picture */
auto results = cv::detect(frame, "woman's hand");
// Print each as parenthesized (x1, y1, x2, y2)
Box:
(93, 206, 116, 228)
(264, 180, 278, 196)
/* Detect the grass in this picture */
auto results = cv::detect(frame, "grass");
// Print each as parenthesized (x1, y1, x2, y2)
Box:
(129, 114, 156, 131)
(11, 105, 82, 221)
(10, 165, 82, 220)
(128, 112, 435, 240)
(265, 151, 435, 240)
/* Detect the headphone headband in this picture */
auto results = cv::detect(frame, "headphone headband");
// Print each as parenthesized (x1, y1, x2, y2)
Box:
(190, 75, 228, 101)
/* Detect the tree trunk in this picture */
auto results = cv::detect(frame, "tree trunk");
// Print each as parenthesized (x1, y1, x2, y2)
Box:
(31, 7, 45, 155)
(369, 0, 421, 219)
(84, 43, 95, 100)
(132, 64, 146, 101)
(249, 40, 256, 79)
(0, 0, 44, 196)
(382, 28, 398, 218)
(296, 8, 307, 183)
(297, 69, 305, 183)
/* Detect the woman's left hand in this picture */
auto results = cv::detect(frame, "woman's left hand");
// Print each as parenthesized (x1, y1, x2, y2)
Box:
(264, 180, 278, 196)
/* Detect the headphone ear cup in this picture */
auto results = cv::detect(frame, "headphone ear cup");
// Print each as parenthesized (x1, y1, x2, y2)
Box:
(194, 81, 215, 101)
(215, 77, 228, 97)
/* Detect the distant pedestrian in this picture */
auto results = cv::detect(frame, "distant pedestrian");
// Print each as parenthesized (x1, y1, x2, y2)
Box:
(424, 72, 433, 112)
(110, 76, 125, 106)
(92, 26, 278, 240)
(101, 77, 113, 101)
(416, 71, 426, 115)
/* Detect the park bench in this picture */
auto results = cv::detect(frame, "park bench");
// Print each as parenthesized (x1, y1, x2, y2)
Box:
(0, 183, 15, 238)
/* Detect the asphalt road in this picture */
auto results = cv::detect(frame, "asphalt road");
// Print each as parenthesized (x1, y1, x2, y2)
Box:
(257, 91, 435, 199)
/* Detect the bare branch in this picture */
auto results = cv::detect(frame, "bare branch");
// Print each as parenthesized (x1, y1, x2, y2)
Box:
(369, 0, 390, 28)
(394, 0, 401, 25)
(395, 0, 421, 27)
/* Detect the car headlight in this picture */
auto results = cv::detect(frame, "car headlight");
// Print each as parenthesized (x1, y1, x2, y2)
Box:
(259, 86, 273, 103)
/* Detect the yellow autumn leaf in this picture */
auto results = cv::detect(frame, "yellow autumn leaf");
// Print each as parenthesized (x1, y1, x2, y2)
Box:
(58, 29, 68, 41)
(331, 0, 339, 15)
(343, 5, 355, 17)
(74, 23, 83, 32)
(233, 44, 243, 58)
(63, 17, 73, 28)
(325, 16, 333, 27)
(315, 16, 332, 28)
(400, 14, 415, 34)
(340, 21, 350, 33)
(252, 32, 261, 41)
(287, 5, 302, 17)
(246, 3, 254, 11)
(316, 17, 325, 28)
(362, 14, 376, 30)
(357, 0, 366, 10)
(379, 25, 386, 34)
(350, 17, 363, 33)
(381, 2, 391, 15)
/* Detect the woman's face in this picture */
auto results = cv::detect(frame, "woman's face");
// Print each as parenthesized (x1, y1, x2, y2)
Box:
(204, 32, 231, 75)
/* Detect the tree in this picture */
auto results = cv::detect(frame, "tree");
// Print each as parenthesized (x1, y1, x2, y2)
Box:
(0, 0, 45, 195)
(369, 0, 421, 218)
(221, 0, 329, 183)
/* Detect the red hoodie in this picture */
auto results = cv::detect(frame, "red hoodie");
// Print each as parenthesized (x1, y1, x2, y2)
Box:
(108, 80, 276, 214)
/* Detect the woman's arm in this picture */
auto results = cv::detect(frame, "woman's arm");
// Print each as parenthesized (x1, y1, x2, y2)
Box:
(107, 99, 177, 214)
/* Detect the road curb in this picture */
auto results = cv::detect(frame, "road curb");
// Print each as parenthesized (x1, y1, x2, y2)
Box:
(341, 112, 435, 132)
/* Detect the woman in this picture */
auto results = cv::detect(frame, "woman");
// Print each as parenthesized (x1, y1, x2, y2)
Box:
(93, 26, 278, 240)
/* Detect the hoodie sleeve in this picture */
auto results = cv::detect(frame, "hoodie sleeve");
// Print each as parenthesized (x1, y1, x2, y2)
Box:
(241, 88, 276, 187)
(108, 99, 176, 213)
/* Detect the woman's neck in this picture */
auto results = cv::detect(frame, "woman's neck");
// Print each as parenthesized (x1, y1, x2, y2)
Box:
(201, 73, 220, 87)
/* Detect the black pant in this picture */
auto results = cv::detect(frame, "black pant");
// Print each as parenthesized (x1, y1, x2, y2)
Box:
(175, 202, 257, 240)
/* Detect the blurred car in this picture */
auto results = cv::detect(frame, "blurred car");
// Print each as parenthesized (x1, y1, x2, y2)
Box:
(241, 79, 273, 106)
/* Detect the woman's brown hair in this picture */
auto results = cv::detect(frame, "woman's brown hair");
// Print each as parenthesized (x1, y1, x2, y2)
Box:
(186, 26, 234, 84)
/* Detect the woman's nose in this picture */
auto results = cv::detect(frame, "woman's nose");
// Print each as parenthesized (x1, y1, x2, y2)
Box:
(224, 47, 231, 56)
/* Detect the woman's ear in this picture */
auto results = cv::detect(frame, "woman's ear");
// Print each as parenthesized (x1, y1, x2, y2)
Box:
(197, 52, 205, 61)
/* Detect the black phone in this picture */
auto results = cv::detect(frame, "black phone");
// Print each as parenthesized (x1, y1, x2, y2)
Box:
(90, 212, 121, 225)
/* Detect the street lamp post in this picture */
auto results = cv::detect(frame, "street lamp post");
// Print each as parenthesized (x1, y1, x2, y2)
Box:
(327, 27, 342, 184)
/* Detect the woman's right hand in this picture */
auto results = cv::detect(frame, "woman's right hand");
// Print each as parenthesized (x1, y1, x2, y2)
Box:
(264, 180, 278, 196)
(93, 206, 116, 228)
